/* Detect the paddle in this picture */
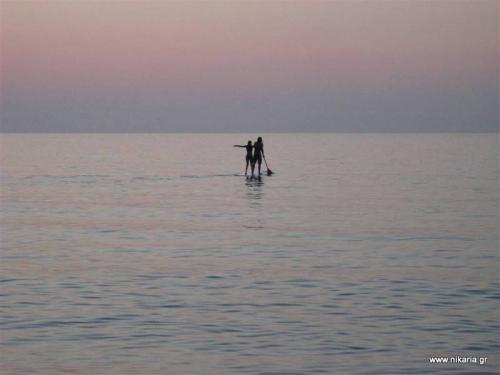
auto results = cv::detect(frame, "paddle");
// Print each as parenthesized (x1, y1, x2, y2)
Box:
(263, 155, 273, 176)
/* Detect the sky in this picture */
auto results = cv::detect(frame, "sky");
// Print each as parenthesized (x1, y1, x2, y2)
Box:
(1, 0, 498, 133)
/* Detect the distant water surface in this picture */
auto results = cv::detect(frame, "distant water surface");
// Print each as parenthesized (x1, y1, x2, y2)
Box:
(1, 133, 498, 374)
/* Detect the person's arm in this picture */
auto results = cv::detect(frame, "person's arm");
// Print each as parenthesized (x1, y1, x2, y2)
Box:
(233, 145, 245, 147)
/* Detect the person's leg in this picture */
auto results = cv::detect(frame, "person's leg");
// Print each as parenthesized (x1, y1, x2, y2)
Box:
(245, 158, 249, 176)
(251, 159, 256, 178)
(258, 158, 262, 176)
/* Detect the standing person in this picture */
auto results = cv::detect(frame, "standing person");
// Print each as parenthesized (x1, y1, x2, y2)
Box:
(233, 140, 254, 176)
(251, 137, 265, 178)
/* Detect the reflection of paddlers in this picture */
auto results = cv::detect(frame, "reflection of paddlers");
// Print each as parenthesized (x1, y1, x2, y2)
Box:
(233, 140, 254, 176)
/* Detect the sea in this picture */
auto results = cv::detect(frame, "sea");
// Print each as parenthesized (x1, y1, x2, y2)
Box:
(1, 133, 498, 375)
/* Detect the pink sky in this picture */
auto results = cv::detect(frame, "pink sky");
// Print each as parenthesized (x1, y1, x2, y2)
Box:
(3, 1, 496, 89)
(1, 1, 497, 132)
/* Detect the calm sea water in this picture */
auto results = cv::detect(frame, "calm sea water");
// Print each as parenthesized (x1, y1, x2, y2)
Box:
(1, 133, 498, 374)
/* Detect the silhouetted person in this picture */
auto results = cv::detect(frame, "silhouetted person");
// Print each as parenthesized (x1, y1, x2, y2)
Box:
(234, 140, 254, 176)
(251, 136, 265, 178)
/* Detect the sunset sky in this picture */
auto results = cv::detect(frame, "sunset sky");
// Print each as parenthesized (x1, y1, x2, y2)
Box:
(1, 0, 498, 132)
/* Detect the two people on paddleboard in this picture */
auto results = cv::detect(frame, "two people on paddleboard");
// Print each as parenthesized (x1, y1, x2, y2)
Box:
(234, 136, 265, 178)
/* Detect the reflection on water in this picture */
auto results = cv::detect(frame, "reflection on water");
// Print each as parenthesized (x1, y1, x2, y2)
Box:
(245, 176, 264, 207)
(243, 177, 265, 229)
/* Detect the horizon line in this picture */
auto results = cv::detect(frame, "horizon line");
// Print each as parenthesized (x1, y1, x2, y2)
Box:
(1, 131, 498, 135)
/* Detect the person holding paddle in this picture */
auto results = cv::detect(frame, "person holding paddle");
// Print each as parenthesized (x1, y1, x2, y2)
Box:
(233, 140, 254, 176)
(251, 137, 265, 178)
